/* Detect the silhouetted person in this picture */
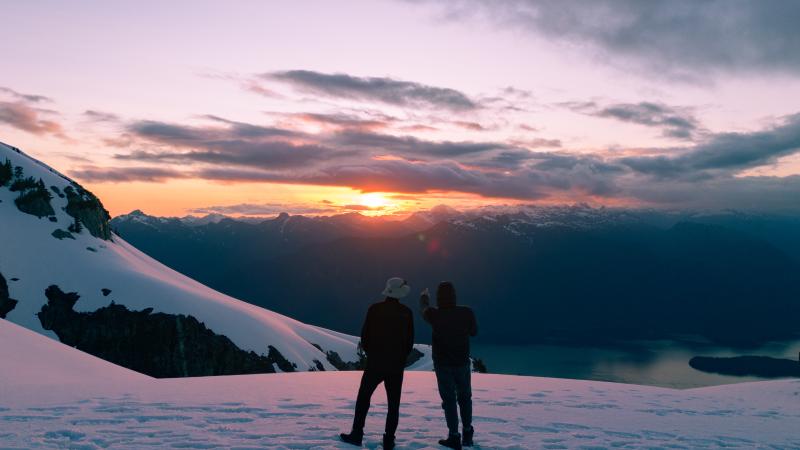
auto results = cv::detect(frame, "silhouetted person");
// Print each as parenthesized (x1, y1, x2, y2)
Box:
(340, 277, 414, 449)
(420, 281, 478, 449)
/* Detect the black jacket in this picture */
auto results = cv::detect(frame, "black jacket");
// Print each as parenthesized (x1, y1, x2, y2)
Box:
(423, 305, 478, 366)
(360, 298, 414, 370)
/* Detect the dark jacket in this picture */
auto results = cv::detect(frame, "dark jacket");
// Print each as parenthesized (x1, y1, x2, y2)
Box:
(422, 304, 478, 366)
(360, 298, 414, 370)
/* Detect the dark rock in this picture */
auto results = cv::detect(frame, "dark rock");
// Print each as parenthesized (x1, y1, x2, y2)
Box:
(37, 285, 280, 378)
(101, 288, 112, 297)
(471, 357, 488, 374)
(86, 247, 97, 252)
(325, 347, 369, 371)
(690, 355, 800, 378)
(51, 229, 75, 240)
(13, 178, 55, 218)
(0, 272, 19, 319)
(0, 158, 12, 186)
(310, 359, 326, 371)
(267, 345, 297, 372)
(10, 278, 19, 281)
(9, 176, 37, 192)
(325, 349, 363, 371)
(48, 216, 57, 222)
(405, 348, 425, 367)
(63, 184, 112, 240)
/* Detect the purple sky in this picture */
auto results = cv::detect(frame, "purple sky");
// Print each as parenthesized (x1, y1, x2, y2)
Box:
(2, 0, 800, 216)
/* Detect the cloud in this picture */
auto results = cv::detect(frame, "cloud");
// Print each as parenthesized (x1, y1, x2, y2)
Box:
(452, 121, 486, 131)
(70, 166, 187, 183)
(622, 112, 800, 177)
(566, 101, 700, 139)
(341, 204, 385, 211)
(0, 101, 64, 137)
(189, 202, 334, 216)
(83, 110, 121, 122)
(509, 137, 562, 149)
(194, 157, 614, 200)
(332, 130, 508, 159)
(95, 109, 800, 211)
(120, 119, 350, 169)
(265, 70, 478, 110)
(287, 112, 392, 132)
(416, 0, 800, 78)
(625, 175, 800, 212)
(0, 87, 52, 103)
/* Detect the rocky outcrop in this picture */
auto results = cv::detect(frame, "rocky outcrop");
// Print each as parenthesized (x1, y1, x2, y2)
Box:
(0, 272, 18, 319)
(11, 177, 55, 218)
(471, 357, 488, 373)
(267, 345, 297, 372)
(322, 346, 424, 371)
(51, 229, 75, 240)
(0, 158, 12, 186)
(63, 184, 112, 240)
(37, 285, 285, 378)
(325, 349, 365, 370)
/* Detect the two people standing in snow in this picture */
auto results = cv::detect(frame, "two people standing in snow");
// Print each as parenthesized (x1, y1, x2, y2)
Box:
(340, 277, 478, 450)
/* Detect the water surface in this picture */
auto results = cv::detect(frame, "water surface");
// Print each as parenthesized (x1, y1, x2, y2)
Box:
(472, 339, 800, 388)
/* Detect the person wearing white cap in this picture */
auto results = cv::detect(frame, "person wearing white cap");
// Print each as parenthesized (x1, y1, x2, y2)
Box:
(340, 277, 414, 450)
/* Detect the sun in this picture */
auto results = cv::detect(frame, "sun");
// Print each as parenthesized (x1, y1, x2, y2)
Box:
(358, 192, 391, 209)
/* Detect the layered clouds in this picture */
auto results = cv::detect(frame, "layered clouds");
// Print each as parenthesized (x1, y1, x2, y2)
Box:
(417, 0, 800, 79)
(63, 71, 800, 211)
(3, 1, 800, 214)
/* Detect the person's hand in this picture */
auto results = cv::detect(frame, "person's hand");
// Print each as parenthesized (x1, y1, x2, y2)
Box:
(420, 288, 430, 309)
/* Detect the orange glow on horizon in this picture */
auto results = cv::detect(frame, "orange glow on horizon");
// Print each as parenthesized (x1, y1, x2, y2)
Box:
(83, 177, 644, 220)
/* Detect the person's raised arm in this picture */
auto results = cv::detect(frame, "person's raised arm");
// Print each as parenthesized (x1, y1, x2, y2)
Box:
(419, 288, 433, 323)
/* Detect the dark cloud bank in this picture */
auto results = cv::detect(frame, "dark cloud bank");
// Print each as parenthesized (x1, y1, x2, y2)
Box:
(416, 0, 800, 78)
(71, 107, 800, 211)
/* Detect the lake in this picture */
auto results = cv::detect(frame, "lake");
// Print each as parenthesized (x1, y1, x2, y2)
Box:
(471, 339, 800, 389)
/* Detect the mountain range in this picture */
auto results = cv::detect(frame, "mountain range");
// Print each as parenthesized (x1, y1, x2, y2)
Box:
(111, 203, 800, 347)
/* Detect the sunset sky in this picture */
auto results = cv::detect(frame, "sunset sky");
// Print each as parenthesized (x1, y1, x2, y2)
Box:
(2, 0, 800, 217)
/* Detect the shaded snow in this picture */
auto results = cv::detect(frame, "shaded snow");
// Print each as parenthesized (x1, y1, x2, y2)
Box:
(1, 318, 799, 449)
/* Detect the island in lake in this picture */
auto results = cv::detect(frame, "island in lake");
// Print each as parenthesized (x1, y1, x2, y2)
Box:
(689, 355, 800, 378)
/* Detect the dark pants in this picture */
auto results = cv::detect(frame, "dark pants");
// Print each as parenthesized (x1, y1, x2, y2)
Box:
(352, 366, 404, 436)
(435, 364, 472, 436)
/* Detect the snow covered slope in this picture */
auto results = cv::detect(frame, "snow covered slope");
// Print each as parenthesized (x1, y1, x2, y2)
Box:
(0, 317, 798, 449)
(0, 318, 149, 387)
(0, 141, 431, 372)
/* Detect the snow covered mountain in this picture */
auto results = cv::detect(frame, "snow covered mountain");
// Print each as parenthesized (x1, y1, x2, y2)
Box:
(1, 314, 798, 448)
(0, 141, 431, 375)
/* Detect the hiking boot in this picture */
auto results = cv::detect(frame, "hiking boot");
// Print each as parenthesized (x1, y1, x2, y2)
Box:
(339, 430, 363, 446)
(383, 433, 395, 449)
(439, 433, 463, 450)
(462, 426, 474, 446)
